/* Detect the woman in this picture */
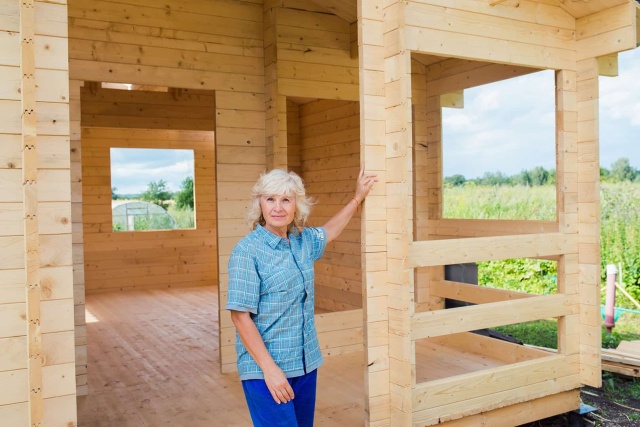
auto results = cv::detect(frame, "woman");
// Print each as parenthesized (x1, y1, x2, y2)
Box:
(226, 165, 376, 426)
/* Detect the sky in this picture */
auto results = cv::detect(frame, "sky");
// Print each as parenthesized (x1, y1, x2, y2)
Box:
(442, 48, 640, 179)
(109, 49, 640, 191)
(110, 148, 194, 195)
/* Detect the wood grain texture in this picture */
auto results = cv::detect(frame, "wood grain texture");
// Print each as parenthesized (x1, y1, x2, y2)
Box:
(80, 127, 217, 293)
(77, 286, 365, 426)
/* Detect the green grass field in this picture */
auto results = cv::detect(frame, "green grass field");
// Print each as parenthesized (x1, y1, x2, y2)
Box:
(444, 182, 640, 348)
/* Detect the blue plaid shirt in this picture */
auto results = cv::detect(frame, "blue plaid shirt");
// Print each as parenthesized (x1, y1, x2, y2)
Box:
(226, 225, 327, 380)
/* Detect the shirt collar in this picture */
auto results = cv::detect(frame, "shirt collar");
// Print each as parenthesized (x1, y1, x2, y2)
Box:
(256, 224, 287, 249)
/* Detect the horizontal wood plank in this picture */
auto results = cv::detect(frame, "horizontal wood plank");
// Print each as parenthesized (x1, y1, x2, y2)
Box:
(409, 233, 575, 268)
(430, 280, 535, 304)
(413, 354, 579, 410)
(411, 294, 576, 339)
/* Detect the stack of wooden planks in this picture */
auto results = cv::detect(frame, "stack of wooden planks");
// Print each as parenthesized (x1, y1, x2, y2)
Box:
(602, 341, 640, 378)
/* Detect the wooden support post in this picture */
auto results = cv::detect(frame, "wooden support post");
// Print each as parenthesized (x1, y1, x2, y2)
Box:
(576, 57, 602, 388)
(20, 0, 43, 425)
(358, 0, 390, 425)
(384, 2, 414, 426)
(555, 69, 580, 358)
(70, 79, 88, 396)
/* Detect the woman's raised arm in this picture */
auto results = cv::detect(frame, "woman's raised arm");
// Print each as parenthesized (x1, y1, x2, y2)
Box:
(323, 164, 377, 243)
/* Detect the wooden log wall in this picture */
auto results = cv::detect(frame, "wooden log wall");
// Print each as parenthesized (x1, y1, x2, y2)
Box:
(263, 0, 358, 169)
(80, 125, 217, 293)
(572, 0, 637, 388)
(357, 0, 391, 424)
(575, 59, 602, 388)
(0, 0, 77, 425)
(287, 100, 301, 175)
(274, 2, 359, 102)
(300, 99, 362, 311)
(384, 2, 416, 424)
(69, 80, 87, 396)
(66, 0, 266, 372)
(392, 1, 638, 425)
(81, 86, 216, 131)
(404, 0, 576, 70)
(413, 57, 443, 313)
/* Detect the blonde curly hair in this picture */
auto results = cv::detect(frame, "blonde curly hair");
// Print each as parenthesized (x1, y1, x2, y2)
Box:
(247, 169, 313, 233)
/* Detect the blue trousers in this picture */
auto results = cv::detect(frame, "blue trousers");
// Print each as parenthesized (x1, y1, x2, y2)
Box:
(241, 369, 317, 427)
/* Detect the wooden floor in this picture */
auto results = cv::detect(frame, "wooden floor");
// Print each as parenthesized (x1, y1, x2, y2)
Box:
(77, 286, 365, 426)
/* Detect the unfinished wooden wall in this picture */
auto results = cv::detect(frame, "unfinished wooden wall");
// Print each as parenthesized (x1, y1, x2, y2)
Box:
(81, 86, 216, 130)
(80, 125, 217, 293)
(264, 0, 358, 170)
(69, 80, 87, 396)
(0, 0, 77, 425)
(357, 0, 390, 424)
(403, 0, 576, 70)
(412, 58, 443, 313)
(274, 3, 358, 101)
(300, 100, 362, 311)
(287, 100, 301, 175)
(571, 1, 638, 390)
(66, 0, 266, 372)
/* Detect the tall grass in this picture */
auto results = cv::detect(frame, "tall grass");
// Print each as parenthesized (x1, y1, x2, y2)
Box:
(443, 182, 640, 309)
(601, 182, 640, 305)
(168, 205, 195, 229)
(445, 184, 556, 220)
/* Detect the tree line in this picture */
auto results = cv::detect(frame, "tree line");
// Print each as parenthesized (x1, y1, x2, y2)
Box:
(112, 176, 194, 210)
(445, 157, 640, 187)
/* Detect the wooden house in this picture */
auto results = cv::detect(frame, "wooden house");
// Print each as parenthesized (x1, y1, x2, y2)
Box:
(2, 0, 640, 425)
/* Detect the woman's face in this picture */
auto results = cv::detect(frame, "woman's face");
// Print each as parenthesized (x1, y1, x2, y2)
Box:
(260, 194, 296, 235)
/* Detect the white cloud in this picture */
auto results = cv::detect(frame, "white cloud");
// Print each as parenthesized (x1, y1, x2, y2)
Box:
(441, 48, 640, 179)
(599, 48, 640, 169)
(110, 148, 194, 195)
(473, 88, 501, 112)
(442, 70, 556, 178)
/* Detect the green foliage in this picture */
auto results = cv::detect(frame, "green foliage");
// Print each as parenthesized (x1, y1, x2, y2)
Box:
(444, 181, 640, 310)
(609, 157, 638, 183)
(140, 180, 173, 209)
(446, 157, 638, 187)
(600, 182, 640, 307)
(493, 320, 558, 349)
(444, 185, 556, 220)
(479, 171, 512, 186)
(529, 166, 550, 186)
(174, 176, 194, 209)
(602, 372, 640, 404)
(479, 259, 557, 295)
(132, 213, 175, 231)
(168, 205, 194, 229)
(112, 187, 121, 200)
(444, 174, 466, 187)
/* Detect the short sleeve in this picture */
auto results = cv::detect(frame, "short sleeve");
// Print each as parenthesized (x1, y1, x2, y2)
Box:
(226, 243, 260, 314)
(306, 227, 327, 261)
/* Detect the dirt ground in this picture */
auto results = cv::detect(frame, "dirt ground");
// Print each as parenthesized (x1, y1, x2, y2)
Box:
(519, 375, 640, 427)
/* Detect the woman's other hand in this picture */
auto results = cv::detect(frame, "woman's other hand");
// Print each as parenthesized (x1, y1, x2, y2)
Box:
(263, 364, 295, 404)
